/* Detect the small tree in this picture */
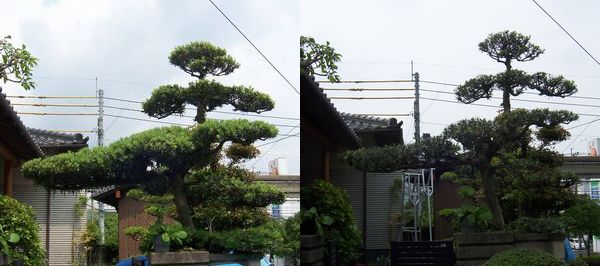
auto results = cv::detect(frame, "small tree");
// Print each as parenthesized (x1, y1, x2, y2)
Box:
(456, 31, 576, 112)
(0, 35, 38, 90)
(22, 41, 281, 232)
(564, 197, 600, 257)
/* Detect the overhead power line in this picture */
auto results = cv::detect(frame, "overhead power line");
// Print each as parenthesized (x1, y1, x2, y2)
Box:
(355, 113, 411, 117)
(321, 87, 414, 91)
(207, 0, 298, 95)
(11, 103, 99, 108)
(7, 95, 96, 99)
(318, 79, 413, 84)
(104, 105, 296, 128)
(103, 96, 298, 121)
(329, 96, 414, 100)
(16, 112, 98, 116)
(420, 88, 600, 109)
(531, 0, 600, 67)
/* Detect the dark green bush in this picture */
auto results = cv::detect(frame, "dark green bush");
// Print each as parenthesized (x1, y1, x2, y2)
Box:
(581, 255, 600, 266)
(483, 248, 565, 266)
(507, 216, 566, 234)
(0, 195, 45, 265)
(189, 220, 284, 254)
(570, 257, 589, 266)
(301, 180, 362, 266)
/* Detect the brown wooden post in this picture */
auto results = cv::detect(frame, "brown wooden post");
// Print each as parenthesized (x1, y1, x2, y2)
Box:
(4, 164, 15, 196)
(322, 149, 330, 181)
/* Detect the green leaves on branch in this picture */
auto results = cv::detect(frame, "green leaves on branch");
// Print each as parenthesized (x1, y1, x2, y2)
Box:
(345, 108, 577, 173)
(478, 31, 544, 63)
(456, 70, 577, 106)
(0, 36, 38, 90)
(23, 120, 277, 190)
(344, 136, 460, 172)
(192, 119, 278, 146)
(457, 31, 577, 111)
(0, 195, 45, 265)
(143, 80, 275, 123)
(300, 36, 342, 82)
(169, 41, 239, 79)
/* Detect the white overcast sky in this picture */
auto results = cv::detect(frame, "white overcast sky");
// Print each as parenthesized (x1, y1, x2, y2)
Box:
(301, 0, 600, 156)
(1, 0, 299, 174)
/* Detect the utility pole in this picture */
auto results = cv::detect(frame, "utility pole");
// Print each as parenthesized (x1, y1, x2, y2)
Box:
(96, 77, 105, 244)
(413, 72, 420, 144)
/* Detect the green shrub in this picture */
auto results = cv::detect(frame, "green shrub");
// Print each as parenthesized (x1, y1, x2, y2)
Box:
(570, 257, 589, 266)
(301, 180, 362, 266)
(507, 216, 566, 234)
(581, 255, 600, 266)
(189, 220, 285, 254)
(0, 195, 45, 265)
(483, 248, 565, 266)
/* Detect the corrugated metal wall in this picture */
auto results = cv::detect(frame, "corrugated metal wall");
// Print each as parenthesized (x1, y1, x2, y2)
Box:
(330, 156, 365, 241)
(49, 190, 86, 265)
(366, 171, 404, 250)
(13, 173, 86, 266)
(12, 184, 48, 251)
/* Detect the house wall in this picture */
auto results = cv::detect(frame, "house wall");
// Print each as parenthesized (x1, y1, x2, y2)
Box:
(13, 169, 86, 266)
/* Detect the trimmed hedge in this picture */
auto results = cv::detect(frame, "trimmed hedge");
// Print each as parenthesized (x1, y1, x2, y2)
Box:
(483, 248, 565, 266)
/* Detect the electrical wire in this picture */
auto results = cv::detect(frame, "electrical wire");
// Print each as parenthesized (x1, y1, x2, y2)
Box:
(103, 96, 298, 121)
(207, 0, 299, 95)
(251, 124, 300, 168)
(420, 88, 600, 109)
(531, 0, 600, 67)
(329, 96, 414, 100)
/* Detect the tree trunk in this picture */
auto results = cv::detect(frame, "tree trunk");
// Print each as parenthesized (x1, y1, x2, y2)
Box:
(502, 86, 511, 113)
(502, 61, 512, 113)
(477, 161, 505, 230)
(170, 175, 194, 229)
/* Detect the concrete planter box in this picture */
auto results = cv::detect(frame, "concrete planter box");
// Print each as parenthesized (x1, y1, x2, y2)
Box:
(300, 234, 324, 266)
(209, 253, 263, 266)
(0, 254, 8, 266)
(454, 231, 565, 266)
(150, 251, 210, 266)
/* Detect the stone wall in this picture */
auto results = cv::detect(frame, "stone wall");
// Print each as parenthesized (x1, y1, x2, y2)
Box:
(454, 231, 565, 266)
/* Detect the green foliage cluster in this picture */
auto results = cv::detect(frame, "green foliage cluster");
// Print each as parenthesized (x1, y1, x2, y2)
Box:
(457, 31, 576, 112)
(506, 217, 567, 234)
(126, 222, 188, 253)
(186, 167, 285, 232)
(300, 36, 342, 82)
(23, 121, 277, 191)
(301, 180, 362, 266)
(0, 35, 38, 90)
(142, 80, 274, 123)
(0, 195, 45, 265)
(482, 248, 565, 266)
(574, 255, 600, 266)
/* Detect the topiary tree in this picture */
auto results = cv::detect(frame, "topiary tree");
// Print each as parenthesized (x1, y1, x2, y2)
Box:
(0, 35, 38, 90)
(344, 31, 579, 230)
(0, 195, 45, 265)
(456, 31, 576, 112)
(22, 41, 281, 233)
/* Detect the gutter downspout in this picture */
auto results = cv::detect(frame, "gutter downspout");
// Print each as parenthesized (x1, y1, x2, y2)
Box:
(46, 189, 50, 265)
(363, 170, 367, 262)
